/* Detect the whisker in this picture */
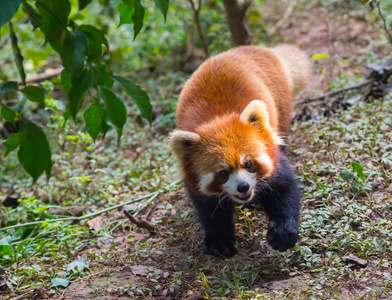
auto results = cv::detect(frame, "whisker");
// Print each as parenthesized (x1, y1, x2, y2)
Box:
(255, 184, 266, 195)
(218, 191, 228, 206)
(210, 191, 228, 219)
(258, 179, 273, 192)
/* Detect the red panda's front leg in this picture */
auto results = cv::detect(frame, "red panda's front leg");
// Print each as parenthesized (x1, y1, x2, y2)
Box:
(257, 153, 302, 252)
(187, 190, 238, 257)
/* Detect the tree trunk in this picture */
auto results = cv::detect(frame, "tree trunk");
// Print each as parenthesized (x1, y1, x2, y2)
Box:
(222, 0, 252, 46)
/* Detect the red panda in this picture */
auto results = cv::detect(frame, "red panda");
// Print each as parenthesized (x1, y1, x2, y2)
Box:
(170, 45, 310, 257)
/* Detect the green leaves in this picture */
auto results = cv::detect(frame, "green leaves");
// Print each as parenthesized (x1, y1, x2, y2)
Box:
(340, 162, 371, 191)
(0, 236, 14, 262)
(61, 69, 72, 93)
(1, 118, 52, 182)
(118, 0, 134, 27)
(22, 1, 41, 29)
(78, 0, 92, 10)
(9, 22, 26, 86)
(68, 68, 93, 118)
(312, 53, 330, 61)
(51, 277, 70, 288)
(4, 133, 20, 157)
(51, 258, 87, 288)
(339, 169, 353, 180)
(351, 162, 365, 183)
(77, 25, 109, 60)
(36, 0, 70, 52)
(0, 81, 45, 105)
(0, 0, 21, 27)
(61, 31, 88, 81)
(0, 106, 17, 128)
(83, 103, 102, 141)
(21, 86, 45, 105)
(153, 0, 169, 22)
(96, 64, 114, 88)
(99, 87, 127, 143)
(113, 75, 152, 124)
(117, 0, 144, 40)
(17, 119, 52, 183)
(117, 0, 169, 39)
(0, 81, 18, 95)
(132, 0, 145, 40)
(64, 258, 87, 274)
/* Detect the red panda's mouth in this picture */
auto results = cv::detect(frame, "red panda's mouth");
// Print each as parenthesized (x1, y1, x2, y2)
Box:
(233, 192, 253, 202)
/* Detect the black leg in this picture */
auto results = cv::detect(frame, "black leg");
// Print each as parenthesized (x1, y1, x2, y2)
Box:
(187, 190, 238, 257)
(257, 153, 301, 251)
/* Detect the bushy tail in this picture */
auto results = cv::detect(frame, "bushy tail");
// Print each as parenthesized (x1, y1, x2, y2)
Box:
(269, 44, 311, 95)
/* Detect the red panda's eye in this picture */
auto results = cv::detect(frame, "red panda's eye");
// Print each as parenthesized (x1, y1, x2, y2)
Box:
(245, 160, 252, 169)
(218, 170, 229, 179)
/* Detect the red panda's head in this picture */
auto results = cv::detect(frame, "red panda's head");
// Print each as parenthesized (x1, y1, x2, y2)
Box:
(170, 100, 284, 204)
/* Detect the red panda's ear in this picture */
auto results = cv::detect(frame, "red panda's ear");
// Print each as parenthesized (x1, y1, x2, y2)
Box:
(239, 100, 285, 146)
(239, 100, 271, 131)
(169, 130, 201, 162)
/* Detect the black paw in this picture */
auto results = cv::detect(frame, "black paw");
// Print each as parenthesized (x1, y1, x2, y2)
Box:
(267, 219, 299, 252)
(202, 236, 238, 258)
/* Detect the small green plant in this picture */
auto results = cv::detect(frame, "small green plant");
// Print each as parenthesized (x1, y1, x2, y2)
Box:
(51, 258, 88, 288)
(340, 161, 372, 191)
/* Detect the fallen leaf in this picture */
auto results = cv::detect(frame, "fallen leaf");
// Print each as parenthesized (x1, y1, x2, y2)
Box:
(87, 216, 104, 232)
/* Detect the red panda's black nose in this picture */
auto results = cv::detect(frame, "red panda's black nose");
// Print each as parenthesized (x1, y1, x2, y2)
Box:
(237, 182, 250, 193)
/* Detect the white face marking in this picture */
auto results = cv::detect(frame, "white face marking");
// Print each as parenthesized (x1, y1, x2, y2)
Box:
(256, 153, 273, 178)
(222, 169, 257, 203)
(198, 172, 214, 194)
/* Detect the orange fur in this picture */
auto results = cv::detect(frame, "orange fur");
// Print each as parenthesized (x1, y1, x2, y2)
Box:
(170, 45, 310, 196)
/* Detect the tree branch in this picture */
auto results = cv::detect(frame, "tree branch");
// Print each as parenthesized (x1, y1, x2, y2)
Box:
(17, 67, 64, 85)
(295, 78, 377, 106)
(123, 210, 156, 235)
(269, 0, 296, 35)
(1, 192, 159, 230)
(374, 0, 392, 46)
(1, 180, 182, 231)
(187, 0, 210, 57)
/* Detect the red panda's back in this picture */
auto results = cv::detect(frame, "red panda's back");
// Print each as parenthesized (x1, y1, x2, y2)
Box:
(176, 46, 293, 136)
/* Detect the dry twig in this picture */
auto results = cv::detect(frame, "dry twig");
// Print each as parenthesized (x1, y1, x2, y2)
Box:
(295, 78, 377, 106)
(269, 0, 296, 35)
(123, 210, 156, 235)
(374, 0, 392, 46)
(17, 67, 63, 85)
(2, 192, 159, 230)
(187, 0, 210, 57)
